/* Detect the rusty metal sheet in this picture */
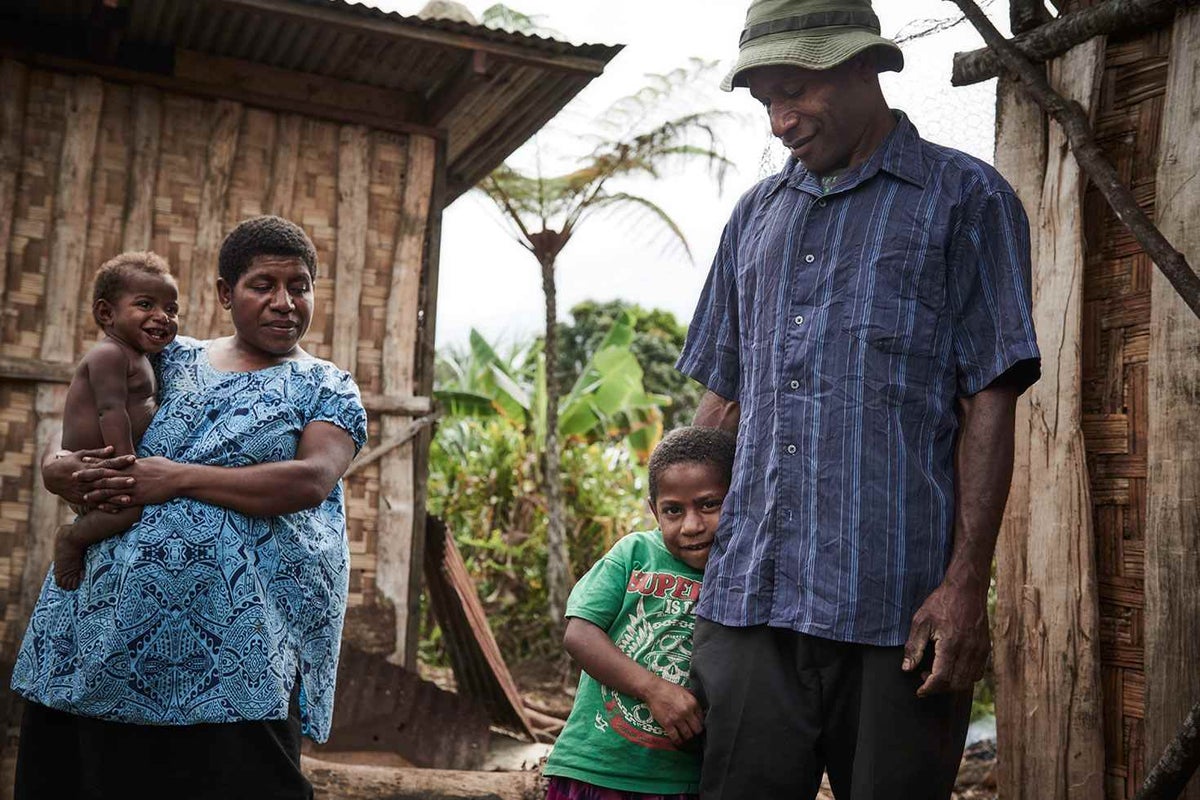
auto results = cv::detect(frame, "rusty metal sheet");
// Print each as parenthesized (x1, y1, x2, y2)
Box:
(424, 516, 537, 741)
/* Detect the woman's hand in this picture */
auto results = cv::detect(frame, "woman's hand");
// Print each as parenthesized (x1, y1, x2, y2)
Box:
(42, 446, 136, 511)
(78, 456, 185, 508)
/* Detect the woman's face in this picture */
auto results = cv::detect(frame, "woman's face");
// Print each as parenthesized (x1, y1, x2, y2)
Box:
(217, 255, 314, 358)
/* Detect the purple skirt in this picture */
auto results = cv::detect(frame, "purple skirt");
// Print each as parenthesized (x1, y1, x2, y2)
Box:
(545, 776, 697, 800)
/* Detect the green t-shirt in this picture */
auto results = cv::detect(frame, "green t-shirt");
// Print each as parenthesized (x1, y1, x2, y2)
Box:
(543, 529, 704, 795)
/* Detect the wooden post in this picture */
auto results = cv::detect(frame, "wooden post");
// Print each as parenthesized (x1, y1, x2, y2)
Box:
(121, 85, 161, 252)
(375, 134, 435, 667)
(408, 136, 448, 669)
(332, 125, 369, 376)
(188, 99, 241, 338)
(1018, 38, 1107, 800)
(1146, 8, 1200, 799)
(266, 114, 301, 219)
(0, 60, 29, 304)
(992, 72, 1047, 799)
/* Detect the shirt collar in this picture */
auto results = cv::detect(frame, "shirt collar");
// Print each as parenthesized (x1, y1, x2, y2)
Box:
(766, 111, 926, 199)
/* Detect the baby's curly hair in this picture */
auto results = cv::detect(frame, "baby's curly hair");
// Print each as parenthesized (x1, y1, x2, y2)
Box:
(91, 251, 173, 326)
(647, 426, 736, 503)
(218, 216, 318, 285)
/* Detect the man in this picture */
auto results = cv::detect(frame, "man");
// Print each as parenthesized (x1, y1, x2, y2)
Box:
(677, 1, 1040, 798)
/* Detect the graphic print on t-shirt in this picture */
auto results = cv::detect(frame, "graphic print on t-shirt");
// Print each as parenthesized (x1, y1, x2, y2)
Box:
(596, 569, 701, 750)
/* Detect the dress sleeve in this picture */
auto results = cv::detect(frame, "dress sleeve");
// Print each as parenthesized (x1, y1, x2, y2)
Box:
(311, 367, 368, 453)
(948, 189, 1042, 396)
(675, 218, 742, 401)
(564, 541, 633, 632)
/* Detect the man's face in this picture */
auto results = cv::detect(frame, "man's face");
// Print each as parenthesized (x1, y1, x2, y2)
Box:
(746, 60, 876, 175)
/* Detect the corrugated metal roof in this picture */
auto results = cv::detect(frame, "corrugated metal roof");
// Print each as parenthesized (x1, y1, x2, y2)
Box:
(8, 0, 622, 201)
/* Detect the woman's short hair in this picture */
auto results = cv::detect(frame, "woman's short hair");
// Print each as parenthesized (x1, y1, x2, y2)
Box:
(218, 216, 318, 285)
(647, 426, 736, 503)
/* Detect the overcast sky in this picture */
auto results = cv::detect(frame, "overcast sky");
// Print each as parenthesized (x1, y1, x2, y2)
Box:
(373, 0, 1009, 348)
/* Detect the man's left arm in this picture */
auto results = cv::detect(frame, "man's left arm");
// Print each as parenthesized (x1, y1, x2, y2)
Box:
(902, 381, 1019, 696)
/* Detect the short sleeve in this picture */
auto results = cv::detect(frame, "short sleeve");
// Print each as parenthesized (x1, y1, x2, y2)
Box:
(948, 189, 1041, 396)
(676, 219, 742, 401)
(311, 367, 368, 453)
(565, 543, 633, 632)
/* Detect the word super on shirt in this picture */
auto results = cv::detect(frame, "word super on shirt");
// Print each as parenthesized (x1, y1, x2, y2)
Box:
(544, 529, 703, 795)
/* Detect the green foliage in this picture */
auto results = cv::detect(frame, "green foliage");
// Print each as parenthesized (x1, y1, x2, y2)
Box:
(555, 300, 702, 429)
(435, 313, 669, 459)
(425, 417, 650, 662)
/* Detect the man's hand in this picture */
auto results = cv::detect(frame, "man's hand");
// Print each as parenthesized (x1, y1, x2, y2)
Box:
(644, 678, 704, 747)
(901, 578, 990, 697)
(42, 446, 135, 511)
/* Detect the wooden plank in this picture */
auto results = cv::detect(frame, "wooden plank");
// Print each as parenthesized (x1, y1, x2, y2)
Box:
(39, 75, 103, 364)
(3, 50, 446, 142)
(344, 413, 436, 479)
(408, 137, 448, 667)
(332, 125, 369, 375)
(0, 355, 75, 384)
(172, 49, 424, 126)
(359, 393, 433, 416)
(1146, 9, 1200, 797)
(265, 113, 301, 219)
(187, 99, 241, 339)
(1020, 39, 1107, 800)
(375, 134, 435, 667)
(992, 73, 1047, 800)
(0, 60, 29, 306)
(121, 85, 162, 251)
(1082, 412, 1130, 453)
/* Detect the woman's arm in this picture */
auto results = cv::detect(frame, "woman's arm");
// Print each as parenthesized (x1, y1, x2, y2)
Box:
(79, 421, 357, 517)
(41, 425, 135, 510)
(563, 616, 704, 747)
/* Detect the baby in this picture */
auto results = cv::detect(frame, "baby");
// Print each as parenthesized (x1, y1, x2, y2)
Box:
(53, 251, 179, 590)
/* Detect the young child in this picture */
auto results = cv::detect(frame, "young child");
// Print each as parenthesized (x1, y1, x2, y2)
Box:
(53, 251, 179, 590)
(543, 426, 735, 800)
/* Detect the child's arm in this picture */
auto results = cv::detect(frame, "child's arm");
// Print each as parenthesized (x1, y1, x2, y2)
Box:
(85, 344, 136, 456)
(563, 616, 704, 747)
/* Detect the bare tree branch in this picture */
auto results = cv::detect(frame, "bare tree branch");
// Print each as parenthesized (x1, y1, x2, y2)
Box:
(947, 0, 1200, 320)
(1135, 700, 1200, 800)
(952, 0, 1199, 86)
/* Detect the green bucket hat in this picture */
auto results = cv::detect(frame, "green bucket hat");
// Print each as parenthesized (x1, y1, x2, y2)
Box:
(722, 0, 904, 91)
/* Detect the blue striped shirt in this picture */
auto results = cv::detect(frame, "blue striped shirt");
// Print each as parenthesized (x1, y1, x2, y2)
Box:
(677, 114, 1040, 646)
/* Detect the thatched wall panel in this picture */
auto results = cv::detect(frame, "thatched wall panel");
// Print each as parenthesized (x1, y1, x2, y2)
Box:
(0, 67, 437, 661)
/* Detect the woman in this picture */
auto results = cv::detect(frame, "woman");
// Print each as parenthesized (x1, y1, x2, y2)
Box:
(12, 216, 367, 799)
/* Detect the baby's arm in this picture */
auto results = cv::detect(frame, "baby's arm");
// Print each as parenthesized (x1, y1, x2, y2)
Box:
(85, 344, 136, 456)
(563, 616, 704, 747)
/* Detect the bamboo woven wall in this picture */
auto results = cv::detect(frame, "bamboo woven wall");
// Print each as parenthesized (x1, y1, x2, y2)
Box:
(1077, 24, 1171, 799)
(0, 61, 437, 663)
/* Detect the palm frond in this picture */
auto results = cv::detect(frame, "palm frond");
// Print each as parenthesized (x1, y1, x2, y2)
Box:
(579, 192, 694, 264)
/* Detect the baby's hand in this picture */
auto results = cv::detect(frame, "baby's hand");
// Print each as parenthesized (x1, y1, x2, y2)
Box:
(645, 678, 704, 747)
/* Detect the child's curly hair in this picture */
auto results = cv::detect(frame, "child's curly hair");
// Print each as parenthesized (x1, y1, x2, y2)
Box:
(648, 426, 736, 503)
(218, 216, 318, 285)
(91, 251, 173, 326)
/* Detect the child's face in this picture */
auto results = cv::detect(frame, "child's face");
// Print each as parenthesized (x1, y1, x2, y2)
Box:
(96, 272, 179, 354)
(650, 462, 729, 570)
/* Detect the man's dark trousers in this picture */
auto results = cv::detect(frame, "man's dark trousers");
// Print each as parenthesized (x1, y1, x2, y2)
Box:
(691, 619, 972, 800)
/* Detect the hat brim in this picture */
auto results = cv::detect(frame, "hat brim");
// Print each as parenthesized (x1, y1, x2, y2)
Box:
(721, 29, 904, 92)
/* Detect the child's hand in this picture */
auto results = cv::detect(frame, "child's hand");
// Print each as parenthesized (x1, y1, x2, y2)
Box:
(645, 678, 704, 747)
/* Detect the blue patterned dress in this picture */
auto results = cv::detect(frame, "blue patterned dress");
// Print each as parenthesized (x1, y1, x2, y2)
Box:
(12, 337, 368, 742)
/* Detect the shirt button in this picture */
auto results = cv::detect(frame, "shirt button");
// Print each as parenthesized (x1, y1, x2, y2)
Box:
(804, 254, 815, 263)
(790, 380, 799, 390)
(817, 199, 827, 208)
(794, 315, 805, 325)
(786, 444, 797, 454)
